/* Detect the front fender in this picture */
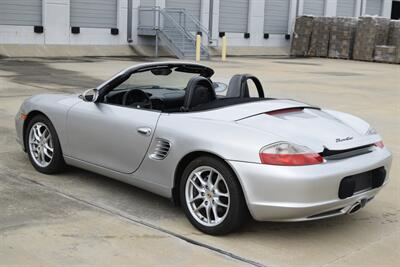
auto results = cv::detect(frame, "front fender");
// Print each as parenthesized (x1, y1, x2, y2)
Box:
(15, 94, 80, 153)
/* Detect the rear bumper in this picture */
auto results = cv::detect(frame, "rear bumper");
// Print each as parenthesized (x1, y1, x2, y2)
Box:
(228, 147, 392, 221)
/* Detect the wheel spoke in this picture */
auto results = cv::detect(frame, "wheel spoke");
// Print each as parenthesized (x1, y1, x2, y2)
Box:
(215, 199, 228, 208)
(33, 126, 41, 141)
(42, 128, 49, 138)
(215, 189, 229, 198)
(211, 204, 219, 222)
(44, 143, 53, 152)
(37, 148, 43, 163)
(207, 170, 214, 187)
(43, 147, 52, 159)
(44, 131, 51, 142)
(31, 138, 40, 145)
(193, 200, 206, 213)
(189, 194, 203, 203)
(212, 174, 222, 189)
(189, 178, 204, 193)
(205, 204, 211, 223)
(37, 125, 43, 137)
(40, 149, 46, 163)
(194, 172, 207, 187)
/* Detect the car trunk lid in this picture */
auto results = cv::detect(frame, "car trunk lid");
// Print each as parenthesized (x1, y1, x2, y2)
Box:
(236, 107, 379, 152)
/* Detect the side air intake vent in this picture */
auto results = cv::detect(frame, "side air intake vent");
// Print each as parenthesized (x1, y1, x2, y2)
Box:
(149, 139, 171, 160)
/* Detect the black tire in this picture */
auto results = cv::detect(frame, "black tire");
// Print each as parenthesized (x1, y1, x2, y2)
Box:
(180, 156, 248, 235)
(25, 115, 66, 174)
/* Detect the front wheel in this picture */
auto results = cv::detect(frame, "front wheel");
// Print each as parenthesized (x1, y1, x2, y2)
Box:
(180, 156, 248, 235)
(26, 115, 66, 174)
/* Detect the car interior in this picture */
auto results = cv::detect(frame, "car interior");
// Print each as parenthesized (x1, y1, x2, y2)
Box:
(100, 66, 268, 113)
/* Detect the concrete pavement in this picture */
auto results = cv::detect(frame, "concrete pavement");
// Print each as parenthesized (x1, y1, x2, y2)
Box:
(0, 56, 399, 267)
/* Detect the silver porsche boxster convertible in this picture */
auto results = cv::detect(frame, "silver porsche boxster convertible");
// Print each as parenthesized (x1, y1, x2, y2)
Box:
(15, 62, 392, 235)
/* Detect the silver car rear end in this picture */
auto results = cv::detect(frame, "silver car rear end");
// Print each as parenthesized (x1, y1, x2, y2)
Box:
(229, 145, 392, 221)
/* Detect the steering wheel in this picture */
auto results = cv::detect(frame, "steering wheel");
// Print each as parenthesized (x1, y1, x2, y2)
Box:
(122, 89, 152, 109)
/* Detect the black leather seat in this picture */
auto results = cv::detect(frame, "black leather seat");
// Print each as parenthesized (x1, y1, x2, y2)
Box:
(181, 76, 216, 111)
(226, 74, 265, 98)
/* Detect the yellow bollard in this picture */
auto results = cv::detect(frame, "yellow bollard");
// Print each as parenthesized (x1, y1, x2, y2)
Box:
(221, 35, 227, 61)
(195, 34, 201, 62)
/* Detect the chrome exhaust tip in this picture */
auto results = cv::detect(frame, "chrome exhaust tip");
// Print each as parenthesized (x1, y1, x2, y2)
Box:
(347, 201, 362, 215)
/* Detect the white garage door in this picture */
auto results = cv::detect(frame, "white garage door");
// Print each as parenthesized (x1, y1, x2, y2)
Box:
(0, 0, 42, 26)
(70, 0, 118, 28)
(219, 0, 249, 33)
(337, 0, 356, 17)
(303, 0, 325, 16)
(365, 0, 382, 16)
(165, 0, 201, 19)
(264, 0, 290, 34)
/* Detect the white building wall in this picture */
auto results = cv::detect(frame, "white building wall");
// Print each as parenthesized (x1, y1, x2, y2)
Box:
(44, 0, 69, 44)
(355, 0, 363, 16)
(248, 0, 266, 46)
(0, 25, 45, 45)
(381, 0, 393, 16)
(0, 0, 130, 45)
(0, 0, 395, 48)
(213, 0, 296, 48)
(297, 0, 304, 14)
(288, 0, 299, 32)
(325, 0, 337, 16)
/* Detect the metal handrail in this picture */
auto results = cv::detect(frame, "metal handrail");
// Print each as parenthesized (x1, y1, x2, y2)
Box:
(138, 6, 194, 41)
(138, 6, 210, 58)
(163, 8, 211, 41)
(160, 9, 195, 41)
(162, 9, 210, 56)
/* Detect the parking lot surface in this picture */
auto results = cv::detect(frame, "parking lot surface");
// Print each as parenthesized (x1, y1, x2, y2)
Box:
(0, 57, 399, 267)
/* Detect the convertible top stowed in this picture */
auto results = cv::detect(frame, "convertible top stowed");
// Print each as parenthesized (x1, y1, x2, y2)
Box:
(15, 61, 392, 235)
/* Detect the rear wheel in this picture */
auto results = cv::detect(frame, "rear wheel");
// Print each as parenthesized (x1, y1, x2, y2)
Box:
(180, 156, 248, 235)
(26, 115, 65, 174)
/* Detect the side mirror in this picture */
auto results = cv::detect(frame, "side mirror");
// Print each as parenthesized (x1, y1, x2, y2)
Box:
(213, 82, 228, 93)
(79, 88, 99, 102)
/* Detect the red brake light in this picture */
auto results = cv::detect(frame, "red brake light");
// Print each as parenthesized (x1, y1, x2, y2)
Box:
(259, 142, 323, 166)
(260, 152, 323, 166)
(374, 141, 384, 148)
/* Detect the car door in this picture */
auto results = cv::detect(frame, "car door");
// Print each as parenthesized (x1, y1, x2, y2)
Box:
(66, 101, 160, 174)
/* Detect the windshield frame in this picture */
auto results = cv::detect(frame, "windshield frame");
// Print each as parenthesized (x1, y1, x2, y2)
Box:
(96, 62, 214, 102)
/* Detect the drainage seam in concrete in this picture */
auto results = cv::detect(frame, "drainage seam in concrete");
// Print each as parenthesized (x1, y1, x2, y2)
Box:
(13, 174, 267, 267)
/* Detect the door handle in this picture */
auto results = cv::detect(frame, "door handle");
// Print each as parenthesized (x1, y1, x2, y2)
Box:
(137, 127, 152, 136)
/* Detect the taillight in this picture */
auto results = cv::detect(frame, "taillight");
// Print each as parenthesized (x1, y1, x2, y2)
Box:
(374, 141, 384, 148)
(259, 142, 323, 166)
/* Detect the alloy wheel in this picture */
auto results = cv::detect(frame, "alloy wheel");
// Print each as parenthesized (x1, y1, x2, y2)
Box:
(28, 122, 54, 168)
(185, 166, 230, 227)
